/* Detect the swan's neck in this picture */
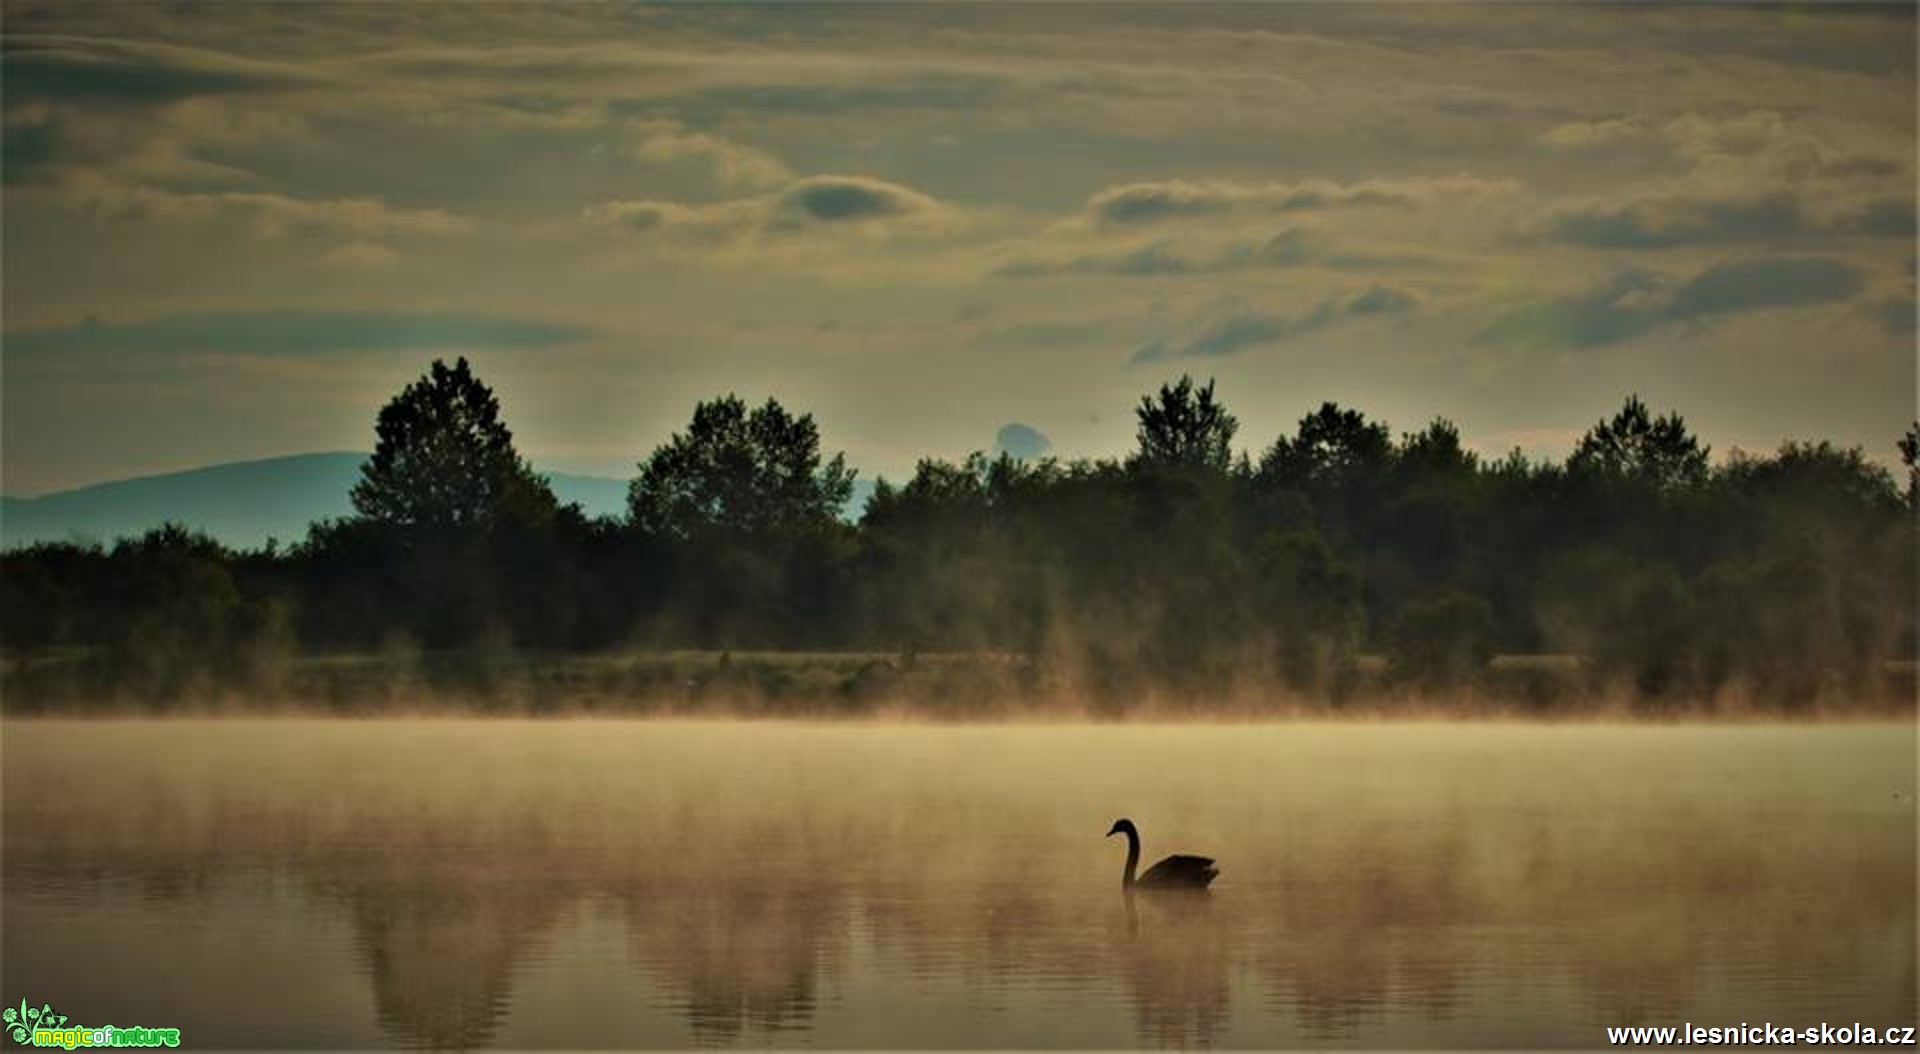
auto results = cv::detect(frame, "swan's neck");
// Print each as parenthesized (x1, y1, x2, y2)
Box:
(1122, 829, 1141, 888)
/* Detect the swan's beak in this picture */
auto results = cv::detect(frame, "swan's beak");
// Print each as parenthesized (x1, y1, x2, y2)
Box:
(1105, 822, 1121, 837)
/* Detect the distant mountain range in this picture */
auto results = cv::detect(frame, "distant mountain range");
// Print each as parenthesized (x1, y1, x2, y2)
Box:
(1, 452, 881, 551)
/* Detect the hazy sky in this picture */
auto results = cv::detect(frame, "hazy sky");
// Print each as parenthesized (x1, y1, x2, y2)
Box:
(3, 2, 1914, 495)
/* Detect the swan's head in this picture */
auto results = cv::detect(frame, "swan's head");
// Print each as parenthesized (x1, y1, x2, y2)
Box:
(1106, 818, 1136, 838)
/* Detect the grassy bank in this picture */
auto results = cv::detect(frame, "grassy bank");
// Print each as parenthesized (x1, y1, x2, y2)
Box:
(3, 647, 1913, 718)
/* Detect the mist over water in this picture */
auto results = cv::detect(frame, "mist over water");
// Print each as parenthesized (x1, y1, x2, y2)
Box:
(3, 719, 1913, 1049)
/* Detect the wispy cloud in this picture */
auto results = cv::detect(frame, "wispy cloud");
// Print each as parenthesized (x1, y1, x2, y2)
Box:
(1481, 256, 1865, 350)
(619, 117, 792, 189)
(1084, 176, 1518, 227)
(2, 34, 318, 103)
(56, 175, 472, 239)
(1536, 191, 1914, 249)
(587, 173, 966, 246)
(1135, 284, 1421, 362)
(995, 227, 1427, 280)
(6, 310, 592, 358)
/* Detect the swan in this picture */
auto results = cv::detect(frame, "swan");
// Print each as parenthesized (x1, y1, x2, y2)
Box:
(1106, 818, 1219, 890)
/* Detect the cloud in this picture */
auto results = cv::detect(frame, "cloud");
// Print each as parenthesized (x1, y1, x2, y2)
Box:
(1871, 296, 1915, 335)
(1541, 192, 1807, 249)
(1173, 310, 1337, 359)
(1663, 110, 1802, 164)
(58, 176, 473, 239)
(1347, 284, 1420, 314)
(5, 310, 591, 358)
(1135, 284, 1420, 361)
(1, 117, 61, 185)
(1084, 175, 1516, 227)
(584, 198, 729, 233)
(1668, 256, 1863, 316)
(1539, 116, 1648, 150)
(662, 73, 1009, 120)
(1481, 256, 1866, 349)
(1873, 257, 1919, 334)
(1, 34, 315, 103)
(1090, 182, 1238, 225)
(622, 118, 792, 189)
(995, 228, 1426, 279)
(588, 174, 959, 244)
(0, 83, 315, 191)
(776, 175, 938, 223)
(1541, 110, 1814, 165)
(995, 239, 1193, 278)
(1212, 228, 1325, 269)
(972, 315, 1129, 350)
(1532, 108, 1912, 254)
(1538, 190, 1912, 249)
(320, 241, 401, 268)
(1821, 155, 1906, 180)
(994, 423, 1052, 460)
(1835, 198, 1916, 238)
(1481, 268, 1666, 350)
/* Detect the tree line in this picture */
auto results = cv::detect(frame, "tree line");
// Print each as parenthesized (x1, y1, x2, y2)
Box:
(4, 357, 1915, 711)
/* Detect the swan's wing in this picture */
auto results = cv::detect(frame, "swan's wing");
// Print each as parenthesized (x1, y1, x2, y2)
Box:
(1138, 854, 1219, 888)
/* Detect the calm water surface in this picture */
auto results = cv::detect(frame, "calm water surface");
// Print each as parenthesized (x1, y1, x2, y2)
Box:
(3, 720, 1914, 1048)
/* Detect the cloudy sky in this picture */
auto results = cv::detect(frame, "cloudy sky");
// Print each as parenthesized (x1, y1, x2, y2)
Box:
(3, 2, 1914, 495)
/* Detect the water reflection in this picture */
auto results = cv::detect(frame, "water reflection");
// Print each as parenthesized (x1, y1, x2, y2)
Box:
(1256, 830, 1477, 1040)
(2, 720, 1912, 1049)
(618, 880, 845, 1045)
(1119, 891, 1232, 1047)
(328, 864, 567, 1049)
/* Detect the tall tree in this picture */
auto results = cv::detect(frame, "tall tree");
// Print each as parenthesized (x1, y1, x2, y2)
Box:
(350, 357, 556, 530)
(1899, 421, 1920, 512)
(1133, 375, 1238, 472)
(1568, 395, 1708, 492)
(1258, 402, 1393, 490)
(1396, 418, 1478, 482)
(630, 395, 855, 539)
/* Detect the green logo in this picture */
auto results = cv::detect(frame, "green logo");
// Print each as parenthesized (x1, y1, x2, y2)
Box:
(4, 1003, 64, 1046)
(2, 1003, 179, 1049)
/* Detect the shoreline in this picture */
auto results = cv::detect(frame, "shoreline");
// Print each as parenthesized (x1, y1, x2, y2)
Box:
(5, 648, 1913, 721)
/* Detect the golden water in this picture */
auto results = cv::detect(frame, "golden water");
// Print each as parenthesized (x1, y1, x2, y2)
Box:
(3, 720, 1913, 1048)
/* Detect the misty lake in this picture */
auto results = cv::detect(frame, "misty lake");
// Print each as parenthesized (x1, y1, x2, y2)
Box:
(3, 719, 1913, 1049)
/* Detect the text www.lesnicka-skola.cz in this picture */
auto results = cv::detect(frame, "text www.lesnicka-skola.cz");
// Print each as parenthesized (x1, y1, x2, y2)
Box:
(1609, 1023, 1917, 1045)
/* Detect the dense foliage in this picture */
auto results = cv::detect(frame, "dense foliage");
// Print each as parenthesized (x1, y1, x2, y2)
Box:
(351, 357, 557, 531)
(4, 358, 1914, 710)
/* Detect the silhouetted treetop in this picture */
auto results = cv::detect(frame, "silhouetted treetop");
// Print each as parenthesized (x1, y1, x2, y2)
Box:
(1134, 375, 1238, 473)
(1722, 440, 1901, 517)
(1397, 418, 1479, 482)
(863, 454, 995, 532)
(350, 357, 556, 531)
(1569, 395, 1708, 492)
(1259, 402, 1392, 490)
(630, 395, 855, 539)
(1899, 421, 1919, 511)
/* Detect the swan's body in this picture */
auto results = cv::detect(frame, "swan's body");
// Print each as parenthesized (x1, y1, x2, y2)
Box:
(1107, 818, 1218, 890)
